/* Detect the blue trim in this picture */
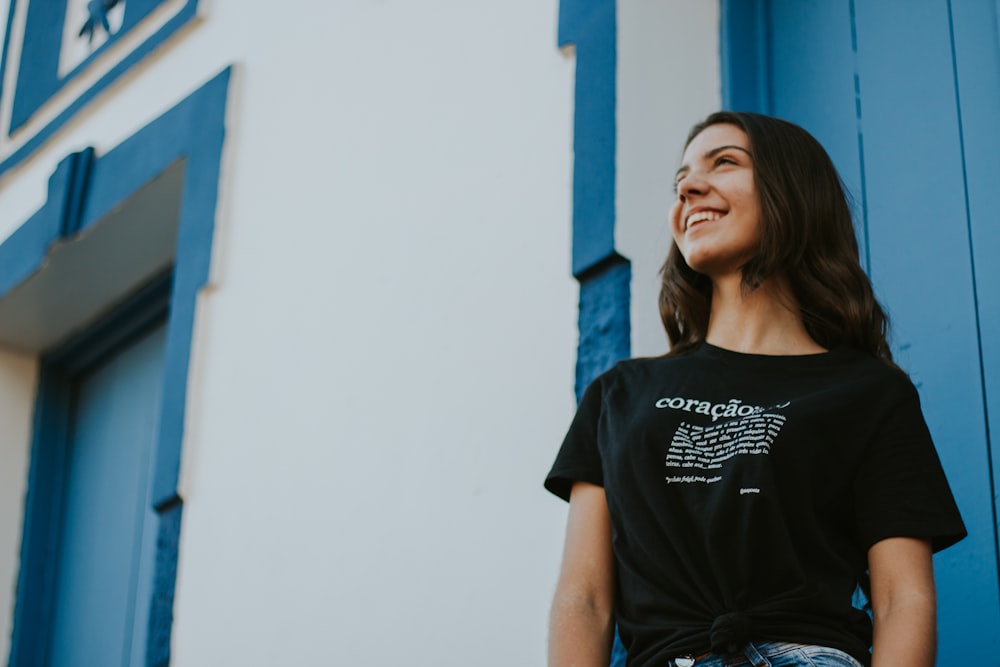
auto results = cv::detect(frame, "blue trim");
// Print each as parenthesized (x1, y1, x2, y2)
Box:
(558, 1, 627, 656)
(559, 0, 618, 277)
(947, 0, 1000, 598)
(147, 500, 182, 667)
(11, 0, 67, 131)
(11, 0, 195, 131)
(847, 0, 871, 273)
(0, 0, 17, 103)
(11, 274, 170, 667)
(7, 66, 231, 667)
(0, 0, 198, 177)
(951, 0, 1000, 587)
(558, 0, 629, 388)
(59, 146, 95, 237)
(575, 258, 631, 401)
(7, 371, 72, 667)
(720, 0, 770, 113)
(557, 0, 630, 385)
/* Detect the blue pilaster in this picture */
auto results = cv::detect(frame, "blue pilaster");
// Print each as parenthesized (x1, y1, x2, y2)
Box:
(559, 0, 630, 404)
(558, 2, 628, 664)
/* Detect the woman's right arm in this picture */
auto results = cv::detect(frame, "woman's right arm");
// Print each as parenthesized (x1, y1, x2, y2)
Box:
(549, 481, 616, 667)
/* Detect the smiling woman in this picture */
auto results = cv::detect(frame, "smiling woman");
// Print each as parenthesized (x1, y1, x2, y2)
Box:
(545, 112, 967, 667)
(660, 112, 889, 360)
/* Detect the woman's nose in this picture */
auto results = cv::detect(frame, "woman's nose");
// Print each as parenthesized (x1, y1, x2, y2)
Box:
(677, 173, 708, 200)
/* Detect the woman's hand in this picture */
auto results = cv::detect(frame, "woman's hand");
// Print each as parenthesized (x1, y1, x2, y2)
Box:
(549, 481, 616, 667)
(869, 536, 936, 667)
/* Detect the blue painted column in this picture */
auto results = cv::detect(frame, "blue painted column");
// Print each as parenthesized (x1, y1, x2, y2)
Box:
(720, 0, 771, 115)
(558, 1, 628, 664)
(558, 0, 630, 400)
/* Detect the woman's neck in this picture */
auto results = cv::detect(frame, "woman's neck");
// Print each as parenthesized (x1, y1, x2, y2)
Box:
(705, 273, 827, 356)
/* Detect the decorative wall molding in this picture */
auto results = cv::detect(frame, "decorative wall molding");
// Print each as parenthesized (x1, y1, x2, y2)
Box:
(6, 66, 230, 667)
(0, 0, 199, 179)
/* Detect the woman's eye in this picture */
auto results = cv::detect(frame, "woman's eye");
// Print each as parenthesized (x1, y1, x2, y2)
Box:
(715, 156, 736, 167)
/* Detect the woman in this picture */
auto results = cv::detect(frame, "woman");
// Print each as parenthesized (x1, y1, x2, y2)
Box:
(545, 112, 966, 667)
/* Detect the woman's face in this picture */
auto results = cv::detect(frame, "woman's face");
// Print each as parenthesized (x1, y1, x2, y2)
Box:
(670, 123, 761, 280)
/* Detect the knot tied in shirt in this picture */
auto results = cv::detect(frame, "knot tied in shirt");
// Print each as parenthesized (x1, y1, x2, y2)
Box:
(709, 612, 751, 654)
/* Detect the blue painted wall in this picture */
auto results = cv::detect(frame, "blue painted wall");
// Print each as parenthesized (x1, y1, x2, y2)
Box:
(722, 0, 1000, 658)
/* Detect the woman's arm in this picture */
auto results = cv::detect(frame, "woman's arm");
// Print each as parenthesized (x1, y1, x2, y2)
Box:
(549, 481, 616, 667)
(868, 536, 936, 667)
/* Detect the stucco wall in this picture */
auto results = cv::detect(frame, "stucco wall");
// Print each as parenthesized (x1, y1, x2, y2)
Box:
(170, 4, 578, 663)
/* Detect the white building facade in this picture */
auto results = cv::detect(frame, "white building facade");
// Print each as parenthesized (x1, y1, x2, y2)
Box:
(0, 0, 996, 664)
(0, 0, 622, 663)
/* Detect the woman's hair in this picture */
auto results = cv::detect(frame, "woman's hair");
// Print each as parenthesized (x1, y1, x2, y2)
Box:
(660, 111, 895, 363)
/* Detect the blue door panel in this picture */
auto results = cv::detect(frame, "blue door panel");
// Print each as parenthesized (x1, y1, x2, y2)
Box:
(951, 0, 1000, 556)
(851, 0, 1000, 656)
(754, 0, 1000, 655)
(48, 324, 166, 666)
(767, 0, 870, 268)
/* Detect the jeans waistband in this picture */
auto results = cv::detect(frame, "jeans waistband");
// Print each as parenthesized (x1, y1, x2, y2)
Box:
(671, 641, 861, 667)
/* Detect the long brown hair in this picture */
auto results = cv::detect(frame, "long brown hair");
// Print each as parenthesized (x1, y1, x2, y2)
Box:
(660, 111, 895, 364)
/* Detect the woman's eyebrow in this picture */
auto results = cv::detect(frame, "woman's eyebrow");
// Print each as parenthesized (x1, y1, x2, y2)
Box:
(674, 145, 753, 181)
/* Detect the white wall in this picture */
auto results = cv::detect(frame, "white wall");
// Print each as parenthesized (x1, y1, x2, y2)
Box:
(165, 2, 576, 665)
(0, 349, 36, 663)
(617, 0, 721, 358)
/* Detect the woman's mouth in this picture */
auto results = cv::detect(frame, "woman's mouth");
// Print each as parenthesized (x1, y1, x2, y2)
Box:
(685, 209, 727, 230)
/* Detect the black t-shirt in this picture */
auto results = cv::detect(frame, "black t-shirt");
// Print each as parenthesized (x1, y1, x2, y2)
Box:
(545, 343, 966, 667)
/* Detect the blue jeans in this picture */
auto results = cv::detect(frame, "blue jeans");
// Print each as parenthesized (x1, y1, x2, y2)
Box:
(667, 642, 865, 667)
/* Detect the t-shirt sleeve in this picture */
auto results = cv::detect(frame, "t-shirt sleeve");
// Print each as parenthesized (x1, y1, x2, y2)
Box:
(853, 379, 967, 553)
(543, 372, 609, 502)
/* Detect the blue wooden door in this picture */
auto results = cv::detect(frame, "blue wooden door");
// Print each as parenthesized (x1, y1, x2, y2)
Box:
(736, 0, 1000, 657)
(47, 323, 166, 666)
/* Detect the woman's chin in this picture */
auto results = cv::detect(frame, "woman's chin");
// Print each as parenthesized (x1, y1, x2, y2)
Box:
(682, 254, 739, 280)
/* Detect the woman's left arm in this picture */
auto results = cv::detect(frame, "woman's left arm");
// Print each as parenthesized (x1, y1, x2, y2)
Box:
(868, 536, 936, 667)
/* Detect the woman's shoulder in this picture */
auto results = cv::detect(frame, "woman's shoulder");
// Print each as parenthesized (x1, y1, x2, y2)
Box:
(578, 355, 676, 392)
(589, 352, 705, 396)
(610, 351, 698, 376)
(785, 347, 924, 418)
(835, 347, 916, 387)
